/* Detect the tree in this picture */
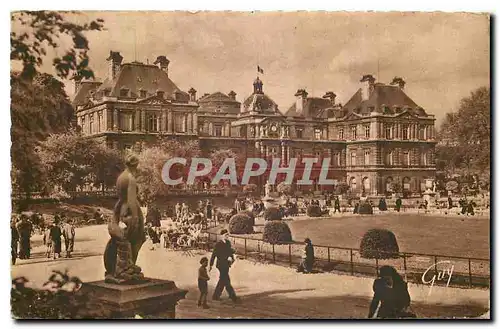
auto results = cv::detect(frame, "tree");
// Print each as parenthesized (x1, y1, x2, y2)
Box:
(36, 130, 122, 194)
(11, 11, 104, 199)
(11, 11, 104, 81)
(437, 87, 490, 181)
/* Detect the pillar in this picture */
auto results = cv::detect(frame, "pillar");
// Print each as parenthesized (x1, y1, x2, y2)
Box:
(135, 110, 141, 131)
(208, 122, 213, 136)
(140, 110, 146, 132)
(226, 123, 231, 137)
(113, 109, 119, 131)
(167, 110, 173, 133)
(281, 142, 286, 165)
(161, 111, 167, 132)
(193, 113, 198, 134)
(187, 113, 193, 133)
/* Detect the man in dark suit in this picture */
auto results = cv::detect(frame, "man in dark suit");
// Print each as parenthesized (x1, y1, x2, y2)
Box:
(209, 229, 239, 302)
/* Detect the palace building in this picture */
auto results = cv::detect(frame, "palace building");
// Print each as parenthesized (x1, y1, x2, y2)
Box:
(73, 51, 436, 196)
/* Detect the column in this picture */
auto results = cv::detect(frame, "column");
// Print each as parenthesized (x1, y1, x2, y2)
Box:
(260, 143, 265, 156)
(226, 123, 231, 137)
(281, 142, 286, 165)
(161, 111, 167, 132)
(135, 110, 141, 131)
(140, 110, 146, 132)
(113, 109, 119, 131)
(208, 122, 213, 136)
(193, 113, 198, 134)
(287, 146, 291, 163)
(167, 110, 173, 133)
(187, 113, 193, 134)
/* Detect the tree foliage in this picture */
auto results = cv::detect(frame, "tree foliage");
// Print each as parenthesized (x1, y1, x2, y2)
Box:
(11, 11, 104, 81)
(436, 86, 490, 181)
(36, 130, 123, 193)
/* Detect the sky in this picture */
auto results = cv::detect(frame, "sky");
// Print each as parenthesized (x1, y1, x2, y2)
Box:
(12, 11, 490, 125)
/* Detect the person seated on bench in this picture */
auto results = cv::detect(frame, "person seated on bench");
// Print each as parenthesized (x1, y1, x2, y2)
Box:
(297, 238, 315, 274)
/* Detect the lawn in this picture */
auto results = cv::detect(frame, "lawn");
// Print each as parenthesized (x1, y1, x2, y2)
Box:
(287, 213, 490, 259)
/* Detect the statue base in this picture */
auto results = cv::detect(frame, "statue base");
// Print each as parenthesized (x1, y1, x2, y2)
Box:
(81, 278, 188, 319)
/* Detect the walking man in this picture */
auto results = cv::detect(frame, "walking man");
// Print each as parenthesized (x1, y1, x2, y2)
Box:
(209, 229, 239, 303)
(334, 196, 341, 214)
(61, 216, 75, 258)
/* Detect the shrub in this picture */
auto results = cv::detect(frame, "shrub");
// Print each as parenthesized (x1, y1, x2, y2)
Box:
(228, 214, 254, 234)
(358, 202, 374, 215)
(238, 210, 255, 226)
(11, 270, 108, 319)
(263, 221, 293, 245)
(306, 205, 323, 217)
(264, 207, 283, 221)
(359, 228, 400, 259)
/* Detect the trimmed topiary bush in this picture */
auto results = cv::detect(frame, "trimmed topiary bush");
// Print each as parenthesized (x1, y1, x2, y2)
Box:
(358, 202, 374, 215)
(228, 214, 254, 234)
(277, 182, 293, 195)
(306, 205, 323, 217)
(264, 207, 283, 221)
(238, 210, 255, 226)
(360, 228, 400, 259)
(263, 221, 293, 245)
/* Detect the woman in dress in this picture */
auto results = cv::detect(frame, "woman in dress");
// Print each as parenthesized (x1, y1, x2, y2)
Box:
(368, 265, 415, 319)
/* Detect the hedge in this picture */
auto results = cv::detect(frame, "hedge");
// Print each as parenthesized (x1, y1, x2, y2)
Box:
(358, 202, 374, 215)
(306, 205, 323, 217)
(264, 207, 283, 221)
(228, 214, 254, 234)
(263, 221, 293, 245)
(359, 228, 400, 259)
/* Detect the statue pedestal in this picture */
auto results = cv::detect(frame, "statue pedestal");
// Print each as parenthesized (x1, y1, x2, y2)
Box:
(81, 278, 188, 319)
(262, 196, 276, 209)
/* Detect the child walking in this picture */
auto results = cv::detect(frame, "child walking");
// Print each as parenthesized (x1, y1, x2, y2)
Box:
(198, 257, 210, 308)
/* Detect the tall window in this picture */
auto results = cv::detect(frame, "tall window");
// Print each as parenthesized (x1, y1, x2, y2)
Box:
(338, 128, 344, 140)
(296, 127, 303, 139)
(364, 150, 370, 165)
(402, 125, 409, 140)
(120, 112, 134, 131)
(350, 152, 357, 166)
(147, 113, 159, 132)
(174, 114, 186, 133)
(214, 125, 222, 137)
(80, 116, 86, 133)
(385, 124, 393, 139)
(418, 125, 424, 140)
(422, 152, 428, 166)
(140, 90, 147, 98)
(387, 151, 393, 166)
(351, 125, 357, 140)
(332, 152, 341, 167)
(364, 125, 370, 139)
(403, 150, 410, 166)
(120, 88, 129, 97)
(314, 128, 322, 140)
(89, 114, 94, 134)
(98, 111, 103, 132)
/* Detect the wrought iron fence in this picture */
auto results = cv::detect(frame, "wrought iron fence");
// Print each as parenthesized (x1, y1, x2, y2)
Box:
(205, 232, 490, 289)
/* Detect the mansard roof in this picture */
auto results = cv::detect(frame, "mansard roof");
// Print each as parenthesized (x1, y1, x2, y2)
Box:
(95, 62, 189, 102)
(72, 81, 102, 107)
(343, 83, 427, 116)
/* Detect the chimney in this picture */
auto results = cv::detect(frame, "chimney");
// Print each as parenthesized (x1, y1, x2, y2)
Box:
(188, 87, 197, 101)
(154, 56, 170, 76)
(294, 89, 308, 115)
(322, 91, 337, 105)
(253, 77, 263, 94)
(73, 75, 82, 94)
(360, 74, 376, 101)
(390, 76, 406, 90)
(228, 90, 237, 100)
(106, 51, 123, 81)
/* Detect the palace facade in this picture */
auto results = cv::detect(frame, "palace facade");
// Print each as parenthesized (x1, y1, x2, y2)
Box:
(73, 51, 436, 196)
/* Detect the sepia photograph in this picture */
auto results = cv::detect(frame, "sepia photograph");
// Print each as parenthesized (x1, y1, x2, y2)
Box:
(9, 10, 490, 319)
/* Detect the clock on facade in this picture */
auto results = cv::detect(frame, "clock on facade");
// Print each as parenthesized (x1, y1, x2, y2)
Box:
(271, 125, 278, 132)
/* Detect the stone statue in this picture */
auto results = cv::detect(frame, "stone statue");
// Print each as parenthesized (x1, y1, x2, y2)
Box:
(265, 181, 271, 198)
(432, 181, 437, 193)
(104, 155, 146, 284)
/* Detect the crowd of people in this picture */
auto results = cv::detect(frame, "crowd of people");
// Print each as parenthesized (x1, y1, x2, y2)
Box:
(11, 212, 75, 265)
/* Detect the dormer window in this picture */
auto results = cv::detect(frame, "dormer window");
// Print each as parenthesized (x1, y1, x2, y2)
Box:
(120, 88, 129, 97)
(104, 89, 111, 97)
(140, 90, 147, 98)
(157, 91, 165, 99)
